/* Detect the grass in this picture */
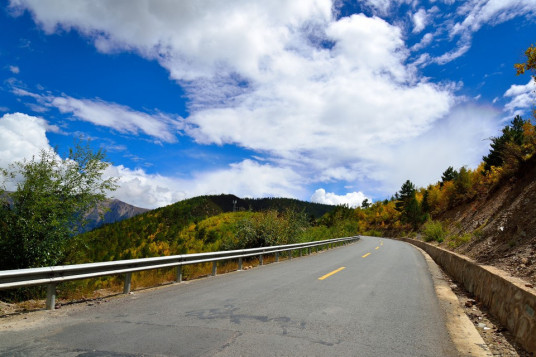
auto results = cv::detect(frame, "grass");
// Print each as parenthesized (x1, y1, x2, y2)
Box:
(446, 233, 472, 248)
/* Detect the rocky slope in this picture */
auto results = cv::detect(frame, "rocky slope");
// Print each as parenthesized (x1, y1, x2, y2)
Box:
(438, 157, 536, 286)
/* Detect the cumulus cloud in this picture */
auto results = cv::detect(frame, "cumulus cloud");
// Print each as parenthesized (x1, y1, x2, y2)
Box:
(107, 159, 304, 209)
(310, 188, 369, 208)
(0, 112, 54, 190)
(503, 79, 536, 116)
(9, 0, 332, 82)
(0, 112, 52, 168)
(183, 14, 453, 188)
(9, 65, 20, 74)
(9, 1, 457, 189)
(0, 112, 304, 208)
(8, 0, 512, 205)
(13, 89, 183, 143)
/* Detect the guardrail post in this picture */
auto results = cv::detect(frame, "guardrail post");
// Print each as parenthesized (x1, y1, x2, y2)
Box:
(212, 261, 217, 276)
(238, 257, 243, 270)
(123, 273, 132, 294)
(289, 250, 292, 260)
(300, 249, 303, 257)
(259, 254, 263, 266)
(46, 283, 57, 310)
(308, 247, 311, 255)
(275, 252, 279, 262)
(176, 266, 182, 283)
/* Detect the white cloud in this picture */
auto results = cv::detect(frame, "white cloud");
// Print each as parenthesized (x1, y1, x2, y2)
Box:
(0, 112, 303, 208)
(431, 0, 536, 65)
(13, 89, 183, 143)
(182, 14, 453, 188)
(9, 0, 333, 82)
(9, 65, 20, 74)
(411, 33, 434, 52)
(8, 0, 458, 200)
(10, 0, 512, 205)
(452, 0, 536, 36)
(0, 112, 52, 169)
(504, 79, 536, 116)
(365, 104, 500, 193)
(107, 159, 304, 209)
(310, 188, 369, 208)
(361, 0, 393, 15)
(412, 8, 429, 33)
(433, 42, 471, 65)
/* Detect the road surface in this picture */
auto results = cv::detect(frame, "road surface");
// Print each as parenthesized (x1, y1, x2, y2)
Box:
(0, 236, 459, 356)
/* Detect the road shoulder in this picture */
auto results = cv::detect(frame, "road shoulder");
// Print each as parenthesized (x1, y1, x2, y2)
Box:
(409, 243, 493, 357)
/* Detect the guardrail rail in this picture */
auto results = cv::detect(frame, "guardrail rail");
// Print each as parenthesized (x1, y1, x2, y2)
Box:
(0, 236, 360, 310)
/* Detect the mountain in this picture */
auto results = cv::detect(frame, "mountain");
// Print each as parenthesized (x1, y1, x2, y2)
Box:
(201, 194, 336, 218)
(1, 191, 149, 233)
(65, 194, 339, 264)
(83, 198, 150, 232)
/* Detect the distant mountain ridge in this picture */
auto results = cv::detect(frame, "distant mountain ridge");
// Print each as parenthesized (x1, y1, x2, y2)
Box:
(83, 198, 150, 232)
(68, 194, 338, 264)
(1, 191, 149, 233)
(203, 194, 335, 217)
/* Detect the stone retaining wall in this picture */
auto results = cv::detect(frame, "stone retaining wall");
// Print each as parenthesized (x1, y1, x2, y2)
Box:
(400, 238, 536, 354)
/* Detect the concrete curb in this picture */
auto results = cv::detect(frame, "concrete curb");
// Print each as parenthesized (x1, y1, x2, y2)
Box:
(400, 238, 536, 355)
(410, 243, 492, 356)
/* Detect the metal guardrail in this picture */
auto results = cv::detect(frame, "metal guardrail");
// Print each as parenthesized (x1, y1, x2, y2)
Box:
(0, 236, 359, 310)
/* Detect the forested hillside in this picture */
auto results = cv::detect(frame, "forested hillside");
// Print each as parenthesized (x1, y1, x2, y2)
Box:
(64, 194, 343, 265)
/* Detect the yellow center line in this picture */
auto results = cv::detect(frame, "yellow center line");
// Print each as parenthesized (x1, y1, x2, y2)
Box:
(380, 241, 383, 246)
(375, 246, 379, 250)
(362, 253, 371, 258)
(318, 267, 346, 280)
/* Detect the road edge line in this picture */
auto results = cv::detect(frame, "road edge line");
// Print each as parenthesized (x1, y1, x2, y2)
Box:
(410, 243, 493, 357)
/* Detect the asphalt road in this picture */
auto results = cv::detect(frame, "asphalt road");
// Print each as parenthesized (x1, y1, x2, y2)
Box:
(0, 236, 459, 356)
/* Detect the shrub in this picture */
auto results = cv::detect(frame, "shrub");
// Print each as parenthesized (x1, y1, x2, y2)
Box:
(422, 220, 447, 243)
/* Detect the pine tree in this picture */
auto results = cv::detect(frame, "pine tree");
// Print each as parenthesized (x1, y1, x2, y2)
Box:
(483, 115, 525, 171)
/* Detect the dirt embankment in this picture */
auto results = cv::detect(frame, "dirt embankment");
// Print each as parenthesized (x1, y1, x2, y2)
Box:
(438, 159, 536, 287)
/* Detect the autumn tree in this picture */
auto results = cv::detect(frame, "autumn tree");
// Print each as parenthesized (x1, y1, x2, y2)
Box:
(514, 43, 536, 81)
(0, 141, 117, 269)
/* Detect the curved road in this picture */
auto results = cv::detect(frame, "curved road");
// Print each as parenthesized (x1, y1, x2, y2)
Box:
(0, 236, 459, 356)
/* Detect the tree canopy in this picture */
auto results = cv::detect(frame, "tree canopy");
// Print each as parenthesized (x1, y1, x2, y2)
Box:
(0, 141, 117, 269)
(482, 115, 525, 172)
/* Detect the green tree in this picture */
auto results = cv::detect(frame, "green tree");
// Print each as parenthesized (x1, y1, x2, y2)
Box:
(395, 180, 416, 213)
(441, 166, 458, 186)
(455, 167, 472, 197)
(0, 141, 117, 269)
(483, 115, 525, 171)
(361, 198, 371, 209)
(395, 180, 424, 230)
(421, 188, 430, 214)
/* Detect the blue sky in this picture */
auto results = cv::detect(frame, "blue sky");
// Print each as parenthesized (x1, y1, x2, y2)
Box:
(1, 0, 536, 209)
